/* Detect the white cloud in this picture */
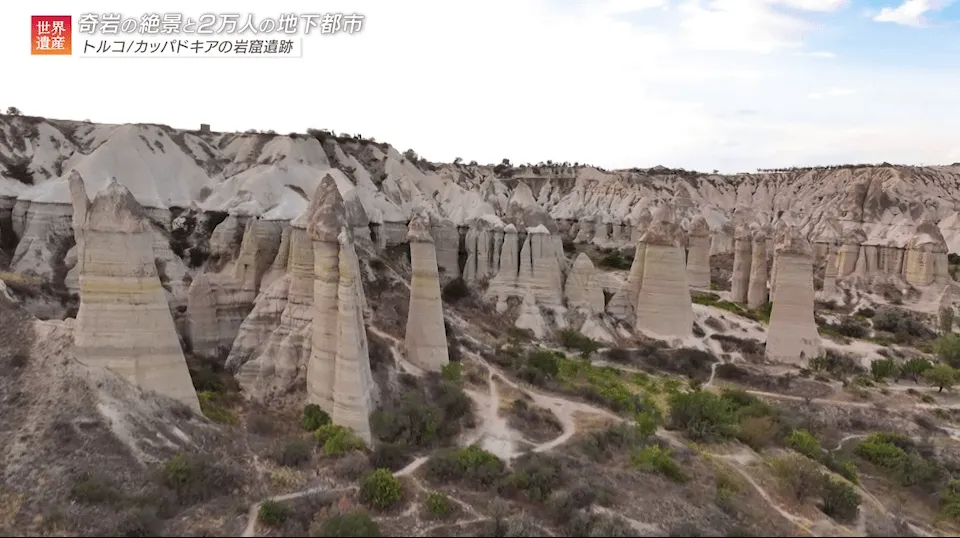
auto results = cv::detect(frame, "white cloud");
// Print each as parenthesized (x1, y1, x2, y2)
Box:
(795, 51, 837, 57)
(873, 0, 949, 26)
(808, 87, 857, 98)
(2, 0, 958, 173)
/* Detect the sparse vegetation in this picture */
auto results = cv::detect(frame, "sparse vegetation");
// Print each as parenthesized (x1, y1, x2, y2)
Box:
(314, 424, 366, 456)
(691, 292, 771, 323)
(597, 250, 633, 270)
(425, 492, 454, 519)
(557, 329, 601, 355)
(441, 277, 470, 302)
(272, 438, 313, 468)
(359, 468, 403, 510)
(924, 363, 958, 393)
(631, 444, 688, 482)
(302, 403, 332, 431)
(258, 500, 291, 526)
(316, 509, 381, 537)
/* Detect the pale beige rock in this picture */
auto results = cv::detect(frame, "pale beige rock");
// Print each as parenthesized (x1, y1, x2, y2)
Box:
(262, 226, 292, 291)
(306, 177, 346, 413)
(565, 253, 605, 312)
(607, 242, 646, 319)
(747, 227, 769, 309)
(821, 242, 839, 294)
(485, 224, 519, 312)
(514, 290, 545, 338)
(518, 227, 565, 310)
(405, 213, 450, 372)
(225, 274, 290, 375)
(635, 207, 693, 339)
(573, 215, 596, 244)
(731, 224, 752, 304)
(186, 271, 219, 357)
(686, 216, 711, 289)
(71, 178, 199, 412)
(332, 231, 375, 445)
(463, 226, 479, 283)
(431, 219, 461, 280)
(766, 227, 820, 366)
(904, 222, 950, 287)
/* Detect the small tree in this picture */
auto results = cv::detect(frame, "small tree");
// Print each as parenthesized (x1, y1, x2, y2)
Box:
(359, 468, 403, 510)
(924, 363, 957, 393)
(934, 334, 960, 369)
(453, 157, 463, 165)
(870, 358, 898, 382)
(901, 357, 933, 383)
(301, 403, 331, 431)
(5, 106, 21, 116)
(403, 149, 418, 162)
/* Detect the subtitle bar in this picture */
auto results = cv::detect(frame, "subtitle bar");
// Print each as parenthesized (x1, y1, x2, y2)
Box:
(77, 36, 303, 58)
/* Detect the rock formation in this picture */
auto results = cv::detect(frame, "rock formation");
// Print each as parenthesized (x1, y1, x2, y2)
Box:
(69, 175, 200, 412)
(515, 290, 546, 338)
(608, 226, 647, 320)
(331, 229, 376, 444)
(405, 212, 450, 372)
(765, 226, 821, 365)
(430, 217, 461, 280)
(565, 253, 605, 312)
(686, 216, 711, 289)
(306, 178, 346, 412)
(904, 221, 950, 288)
(731, 224, 752, 304)
(486, 224, 520, 312)
(747, 227, 769, 309)
(635, 206, 693, 339)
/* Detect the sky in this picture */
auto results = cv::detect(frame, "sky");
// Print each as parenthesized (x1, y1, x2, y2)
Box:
(4, 0, 960, 173)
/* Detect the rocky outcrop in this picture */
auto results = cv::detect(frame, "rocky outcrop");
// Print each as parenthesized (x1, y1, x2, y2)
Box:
(608, 223, 647, 320)
(516, 225, 564, 311)
(306, 178, 346, 412)
(331, 229, 376, 444)
(573, 215, 596, 244)
(565, 253, 604, 312)
(731, 224, 752, 304)
(747, 227, 769, 309)
(237, 212, 315, 400)
(486, 224, 520, 312)
(686, 216, 711, 289)
(430, 218, 461, 281)
(766, 227, 821, 365)
(515, 290, 546, 338)
(405, 212, 450, 372)
(70, 175, 199, 411)
(635, 206, 693, 339)
(904, 221, 950, 288)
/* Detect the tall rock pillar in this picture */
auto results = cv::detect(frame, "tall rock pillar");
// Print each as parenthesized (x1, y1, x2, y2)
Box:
(405, 213, 450, 372)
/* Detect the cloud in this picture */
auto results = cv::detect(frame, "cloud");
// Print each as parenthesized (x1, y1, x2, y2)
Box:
(794, 51, 837, 57)
(808, 88, 857, 99)
(873, 0, 950, 26)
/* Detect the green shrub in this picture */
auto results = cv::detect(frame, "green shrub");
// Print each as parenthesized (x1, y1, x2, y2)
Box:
(197, 391, 238, 424)
(70, 472, 120, 504)
(925, 363, 958, 392)
(258, 500, 291, 526)
(823, 455, 859, 484)
(870, 358, 899, 381)
(667, 390, 735, 441)
(498, 453, 565, 501)
(359, 468, 403, 510)
(441, 362, 462, 383)
(558, 329, 601, 355)
(302, 404, 331, 431)
(901, 357, 933, 382)
(161, 452, 239, 505)
(425, 492, 454, 519)
(426, 445, 505, 486)
(935, 333, 960, 368)
(273, 437, 313, 467)
(441, 277, 470, 302)
(368, 443, 413, 472)
(314, 425, 365, 456)
(598, 251, 632, 270)
(939, 479, 960, 522)
(771, 456, 822, 501)
(820, 478, 860, 522)
(631, 445, 688, 482)
(785, 429, 822, 460)
(316, 510, 381, 537)
(370, 373, 473, 449)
